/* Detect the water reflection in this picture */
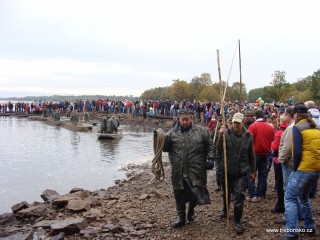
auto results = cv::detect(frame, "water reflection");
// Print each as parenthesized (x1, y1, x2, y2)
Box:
(70, 131, 81, 150)
(0, 117, 154, 214)
(99, 139, 120, 159)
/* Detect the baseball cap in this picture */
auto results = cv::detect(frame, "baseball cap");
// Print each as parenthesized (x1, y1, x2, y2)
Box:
(178, 109, 194, 117)
(232, 113, 244, 123)
(293, 104, 308, 114)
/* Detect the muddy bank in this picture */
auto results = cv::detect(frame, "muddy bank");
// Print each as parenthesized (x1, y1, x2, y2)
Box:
(28, 112, 174, 133)
(1, 160, 319, 239)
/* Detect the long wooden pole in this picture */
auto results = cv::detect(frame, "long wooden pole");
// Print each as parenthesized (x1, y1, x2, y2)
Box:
(217, 50, 222, 99)
(238, 39, 243, 109)
(216, 49, 229, 229)
(222, 43, 238, 101)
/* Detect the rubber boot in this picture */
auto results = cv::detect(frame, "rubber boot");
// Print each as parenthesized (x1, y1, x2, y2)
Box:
(234, 206, 244, 234)
(219, 208, 227, 219)
(172, 203, 186, 228)
(187, 202, 196, 222)
(216, 166, 222, 193)
(172, 191, 186, 228)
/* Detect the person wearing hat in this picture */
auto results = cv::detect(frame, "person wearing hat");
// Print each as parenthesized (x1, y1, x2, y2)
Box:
(243, 109, 255, 129)
(227, 116, 233, 128)
(163, 109, 215, 228)
(216, 112, 256, 234)
(278, 104, 320, 240)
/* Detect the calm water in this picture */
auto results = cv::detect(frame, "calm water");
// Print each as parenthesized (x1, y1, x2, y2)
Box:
(0, 116, 154, 214)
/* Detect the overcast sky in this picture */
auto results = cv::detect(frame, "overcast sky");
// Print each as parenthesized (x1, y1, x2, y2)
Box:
(0, 0, 319, 98)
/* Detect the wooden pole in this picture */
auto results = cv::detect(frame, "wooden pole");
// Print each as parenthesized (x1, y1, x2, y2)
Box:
(216, 50, 222, 99)
(238, 39, 243, 109)
(212, 119, 219, 144)
(222, 43, 238, 102)
(216, 49, 229, 229)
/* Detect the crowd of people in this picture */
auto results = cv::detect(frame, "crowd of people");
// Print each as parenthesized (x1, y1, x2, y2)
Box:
(0, 98, 290, 124)
(2, 97, 319, 238)
(162, 99, 319, 239)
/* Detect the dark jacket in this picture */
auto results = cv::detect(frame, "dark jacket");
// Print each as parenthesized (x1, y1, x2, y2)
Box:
(163, 122, 214, 190)
(216, 126, 256, 177)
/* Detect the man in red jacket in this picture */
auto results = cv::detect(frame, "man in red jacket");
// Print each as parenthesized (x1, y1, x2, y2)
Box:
(247, 110, 274, 202)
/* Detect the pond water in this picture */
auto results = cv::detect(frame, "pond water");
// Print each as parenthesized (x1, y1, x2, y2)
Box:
(0, 116, 155, 214)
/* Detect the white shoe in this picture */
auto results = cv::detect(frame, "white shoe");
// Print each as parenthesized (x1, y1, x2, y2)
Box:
(246, 196, 253, 202)
(251, 197, 261, 202)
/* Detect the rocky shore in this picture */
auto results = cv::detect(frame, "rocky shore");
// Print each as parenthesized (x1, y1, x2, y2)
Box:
(0, 113, 319, 239)
(28, 111, 174, 133)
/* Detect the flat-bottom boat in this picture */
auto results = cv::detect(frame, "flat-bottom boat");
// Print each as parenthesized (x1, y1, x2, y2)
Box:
(97, 129, 122, 140)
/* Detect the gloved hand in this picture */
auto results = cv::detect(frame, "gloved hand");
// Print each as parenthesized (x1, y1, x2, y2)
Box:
(163, 135, 172, 152)
(206, 159, 214, 170)
(153, 129, 158, 138)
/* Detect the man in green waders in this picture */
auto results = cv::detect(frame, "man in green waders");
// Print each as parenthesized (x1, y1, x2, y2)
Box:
(163, 109, 215, 228)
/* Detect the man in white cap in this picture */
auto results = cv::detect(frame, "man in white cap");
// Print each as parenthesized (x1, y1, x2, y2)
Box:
(217, 112, 256, 234)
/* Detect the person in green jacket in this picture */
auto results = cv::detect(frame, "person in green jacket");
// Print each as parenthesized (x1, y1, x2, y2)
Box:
(217, 112, 256, 234)
(163, 109, 215, 228)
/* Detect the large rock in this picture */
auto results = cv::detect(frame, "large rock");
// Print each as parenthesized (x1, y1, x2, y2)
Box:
(11, 201, 29, 213)
(34, 219, 60, 228)
(94, 190, 108, 199)
(105, 194, 120, 200)
(69, 190, 91, 199)
(0, 213, 17, 226)
(66, 199, 91, 211)
(83, 208, 104, 222)
(15, 204, 48, 219)
(84, 196, 99, 207)
(50, 217, 88, 235)
(52, 191, 91, 207)
(41, 189, 61, 202)
(52, 196, 79, 207)
(69, 187, 84, 193)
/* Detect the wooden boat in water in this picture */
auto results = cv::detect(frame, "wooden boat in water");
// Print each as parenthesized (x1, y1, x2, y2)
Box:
(97, 129, 122, 140)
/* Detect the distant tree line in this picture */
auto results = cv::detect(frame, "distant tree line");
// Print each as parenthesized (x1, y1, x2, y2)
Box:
(140, 69, 320, 105)
(0, 95, 139, 102)
(140, 73, 248, 103)
(249, 69, 320, 105)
